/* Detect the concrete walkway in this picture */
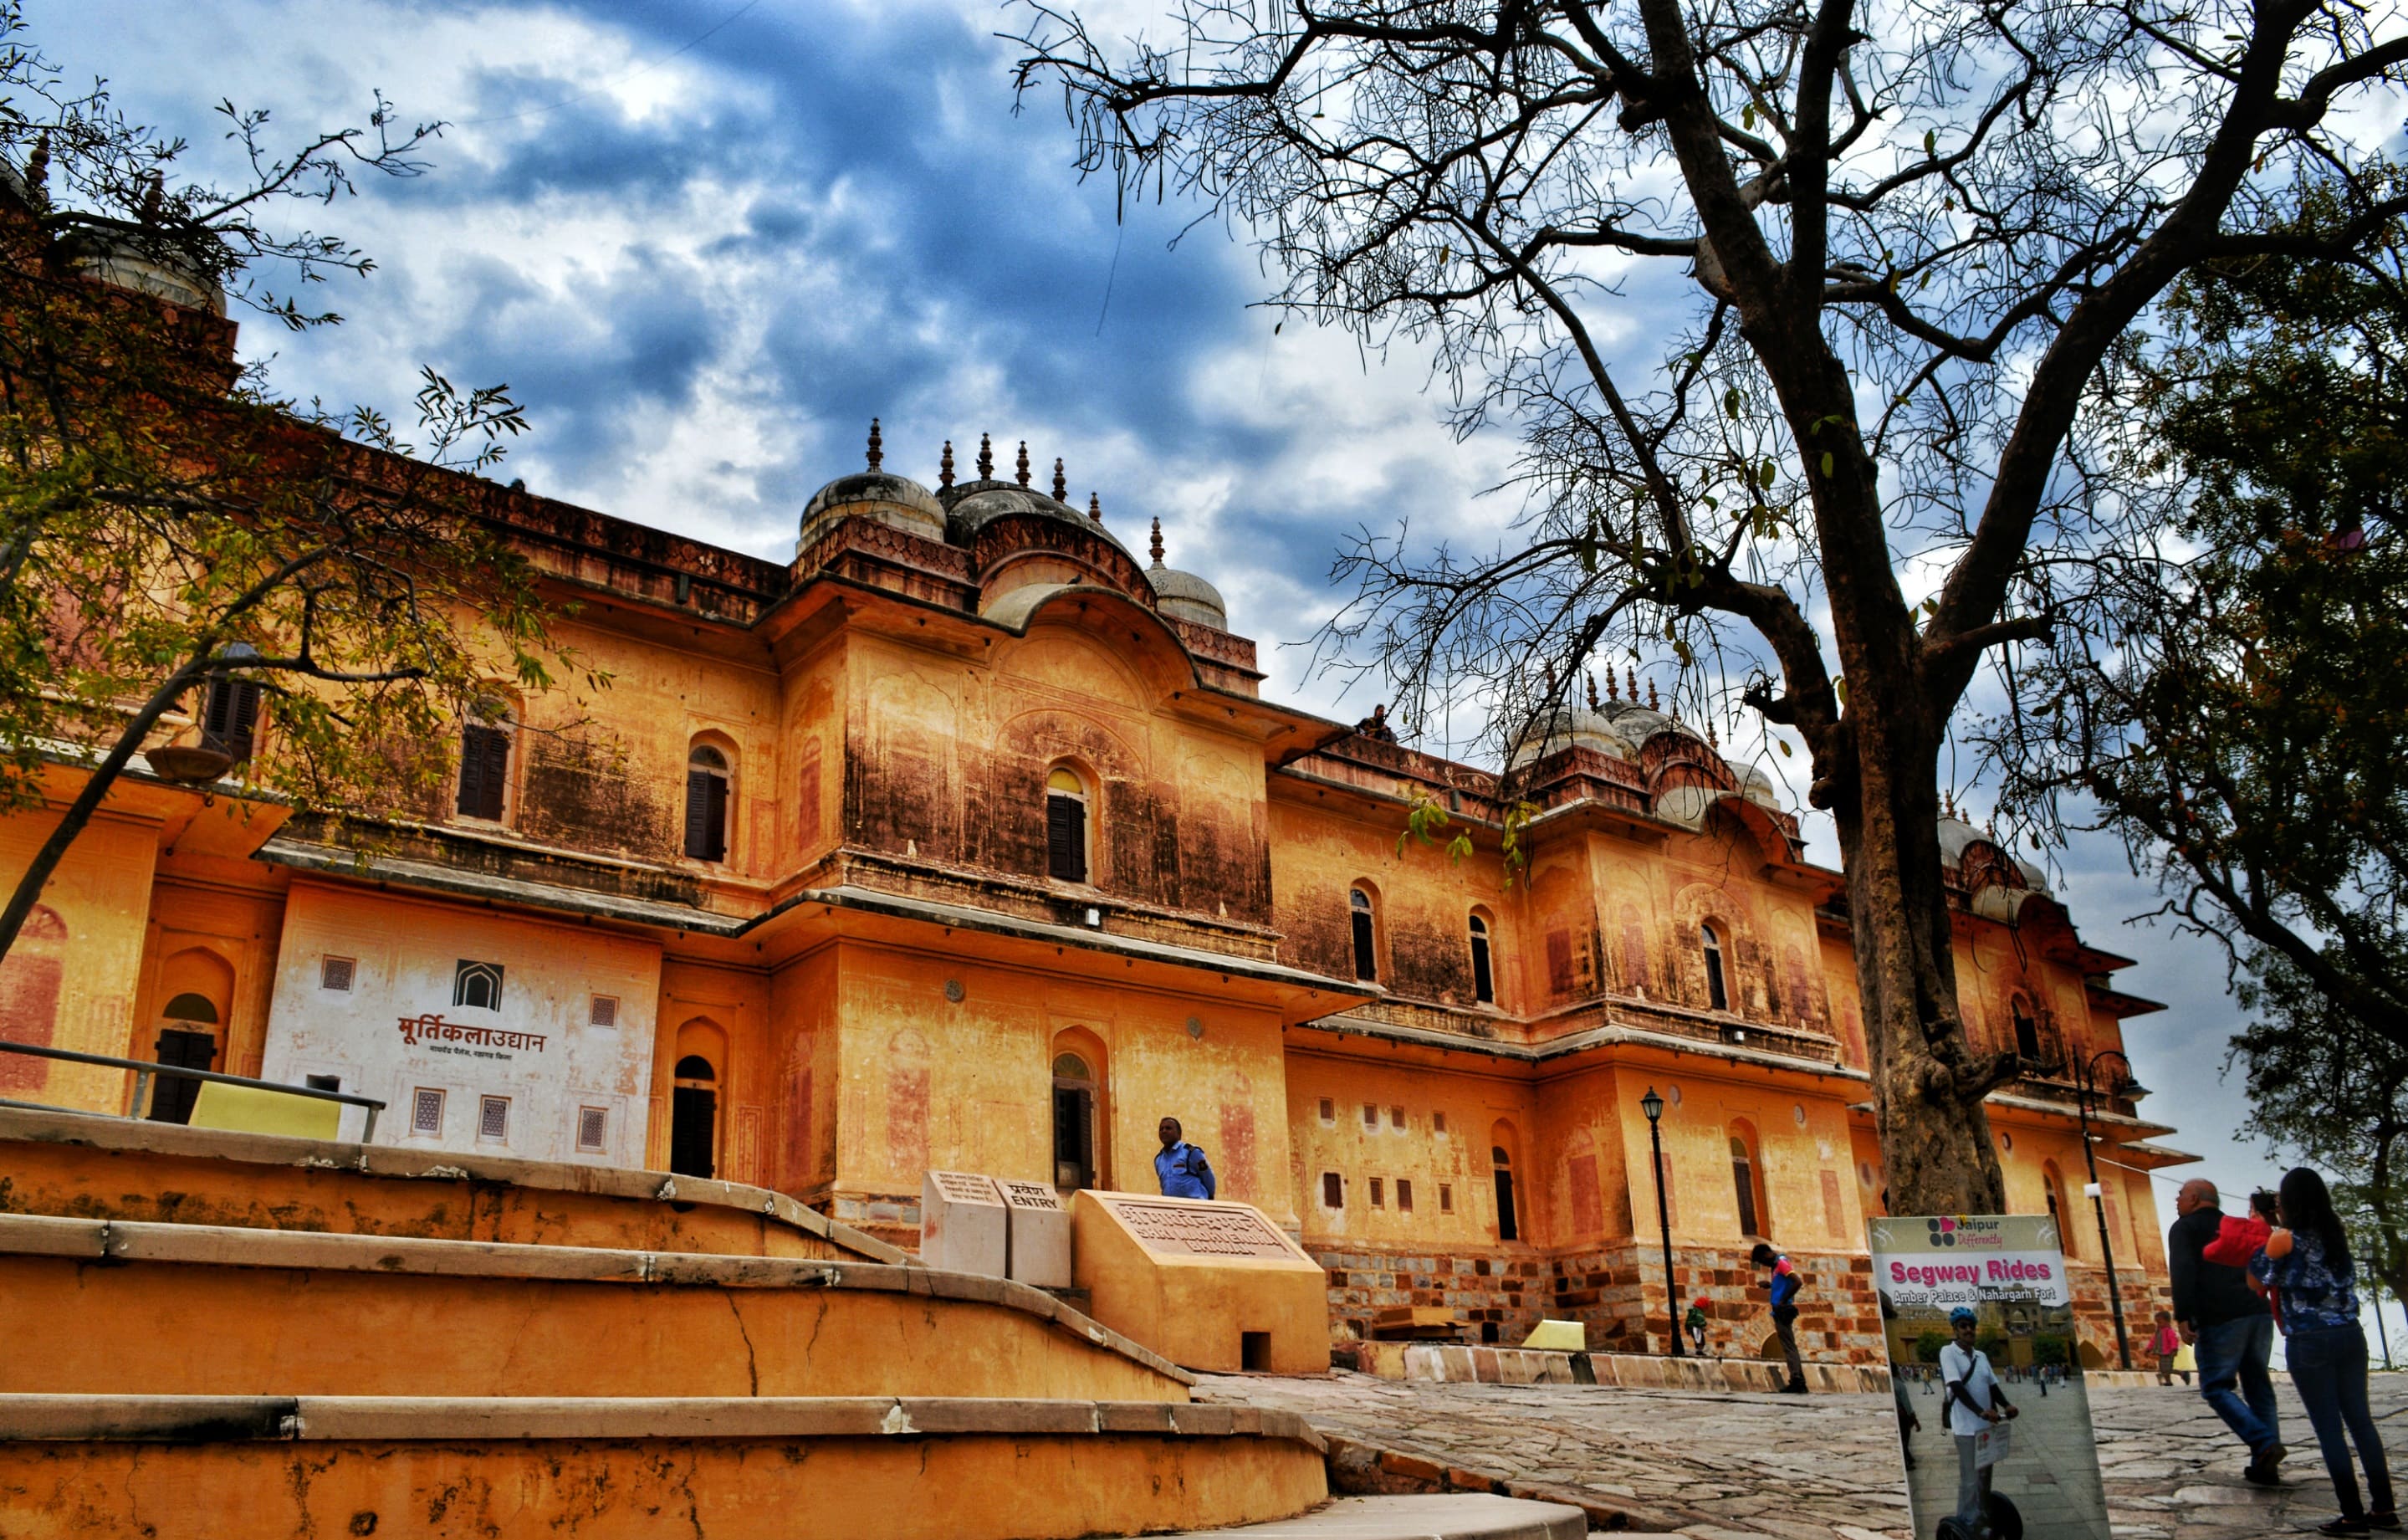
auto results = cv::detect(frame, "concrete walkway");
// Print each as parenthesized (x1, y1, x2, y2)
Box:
(1162, 1495, 1584, 1539)
(1197, 1369, 2408, 1538)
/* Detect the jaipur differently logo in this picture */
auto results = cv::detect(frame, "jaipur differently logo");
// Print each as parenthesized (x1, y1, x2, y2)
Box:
(1927, 1217, 1959, 1246)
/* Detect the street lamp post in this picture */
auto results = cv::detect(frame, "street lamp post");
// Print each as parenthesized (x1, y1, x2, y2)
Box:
(2073, 1049, 2140, 1371)
(1641, 1086, 1682, 1358)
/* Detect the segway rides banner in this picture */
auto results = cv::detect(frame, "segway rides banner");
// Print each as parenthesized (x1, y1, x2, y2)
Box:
(1869, 1215, 2110, 1540)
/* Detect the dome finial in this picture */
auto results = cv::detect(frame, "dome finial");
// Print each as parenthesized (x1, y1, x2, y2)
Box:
(1089, 492, 1102, 524)
(1707, 719, 1720, 749)
(1646, 678, 1659, 711)
(1015, 441, 1031, 487)
(1148, 516, 1164, 563)
(867, 417, 883, 472)
(1052, 458, 1067, 502)
(1585, 672, 1599, 711)
(1606, 668, 1619, 701)
(939, 440, 954, 489)
(977, 433, 994, 481)
(1625, 665, 1639, 701)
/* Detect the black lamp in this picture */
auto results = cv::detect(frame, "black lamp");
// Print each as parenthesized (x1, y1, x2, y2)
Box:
(1641, 1085, 1679, 1356)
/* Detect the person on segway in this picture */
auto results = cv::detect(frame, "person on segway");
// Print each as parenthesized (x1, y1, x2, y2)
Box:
(1940, 1305, 2020, 1539)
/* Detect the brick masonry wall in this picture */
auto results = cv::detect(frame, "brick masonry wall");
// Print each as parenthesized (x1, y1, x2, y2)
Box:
(1313, 1244, 1552, 1344)
(1313, 1238, 1896, 1361)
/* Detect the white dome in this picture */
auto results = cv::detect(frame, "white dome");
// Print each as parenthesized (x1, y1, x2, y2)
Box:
(799, 469, 945, 552)
(1148, 562, 1227, 630)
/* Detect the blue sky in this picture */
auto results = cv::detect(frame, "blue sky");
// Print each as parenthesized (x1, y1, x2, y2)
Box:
(51, 0, 2381, 1345)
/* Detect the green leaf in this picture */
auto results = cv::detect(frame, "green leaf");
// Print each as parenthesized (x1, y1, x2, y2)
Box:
(1820, 451, 1834, 476)
(1724, 386, 1741, 419)
(1924, 129, 1937, 156)
(1759, 458, 1777, 489)
(1777, 739, 1792, 757)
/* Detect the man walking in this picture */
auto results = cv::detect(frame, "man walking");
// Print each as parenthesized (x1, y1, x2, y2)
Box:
(2170, 1178, 2286, 1483)
(1154, 1116, 1216, 1200)
(1750, 1241, 1808, 1394)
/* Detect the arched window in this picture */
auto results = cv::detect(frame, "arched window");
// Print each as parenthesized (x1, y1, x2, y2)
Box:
(1700, 923, 1731, 1011)
(1491, 1145, 1520, 1241)
(670, 1054, 718, 1179)
(1729, 1121, 1768, 1239)
(1052, 1051, 1098, 1190)
(149, 991, 220, 1126)
(1350, 888, 1379, 983)
(1467, 910, 1495, 1005)
(685, 744, 731, 862)
(452, 960, 504, 1011)
(2043, 1159, 2078, 1259)
(456, 706, 514, 822)
(2011, 998, 2041, 1061)
(1046, 767, 1089, 883)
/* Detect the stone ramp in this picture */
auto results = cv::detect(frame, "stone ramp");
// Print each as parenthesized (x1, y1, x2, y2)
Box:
(0, 1103, 902, 1262)
(0, 1211, 1188, 1401)
(1157, 1494, 1589, 1539)
(0, 1394, 1330, 1539)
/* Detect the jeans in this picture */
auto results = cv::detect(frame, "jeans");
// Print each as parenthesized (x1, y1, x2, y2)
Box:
(2193, 1313, 2281, 1457)
(1771, 1304, 1804, 1386)
(2288, 1323, 2395, 1522)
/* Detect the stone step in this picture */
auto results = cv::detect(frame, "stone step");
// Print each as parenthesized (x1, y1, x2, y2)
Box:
(0, 1103, 901, 1262)
(1153, 1494, 1587, 1539)
(0, 1211, 1189, 1402)
(0, 1394, 1329, 1540)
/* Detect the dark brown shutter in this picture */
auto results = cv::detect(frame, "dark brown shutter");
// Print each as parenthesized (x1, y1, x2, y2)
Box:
(458, 726, 509, 820)
(1352, 908, 1378, 981)
(1046, 794, 1083, 882)
(203, 679, 261, 760)
(1470, 933, 1494, 1003)
(686, 770, 728, 861)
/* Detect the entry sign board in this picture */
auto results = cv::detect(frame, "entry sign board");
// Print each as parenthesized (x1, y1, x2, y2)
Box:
(1869, 1215, 2109, 1540)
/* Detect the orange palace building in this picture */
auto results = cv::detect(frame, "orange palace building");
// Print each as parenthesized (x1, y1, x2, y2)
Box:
(0, 420, 2190, 1366)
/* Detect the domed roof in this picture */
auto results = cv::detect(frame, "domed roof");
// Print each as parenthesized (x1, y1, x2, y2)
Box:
(798, 422, 945, 552)
(1506, 704, 1635, 767)
(949, 483, 1135, 556)
(1142, 519, 1227, 630)
(1938, 811, 2053, 897)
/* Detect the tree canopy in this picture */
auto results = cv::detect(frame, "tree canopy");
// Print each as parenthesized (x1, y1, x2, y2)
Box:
(1012, 0, 2408, 1211)
(0, 10, 590, 964)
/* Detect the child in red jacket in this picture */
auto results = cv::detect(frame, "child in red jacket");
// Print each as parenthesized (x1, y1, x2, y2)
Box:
(2202, 1190, 2283, 1329)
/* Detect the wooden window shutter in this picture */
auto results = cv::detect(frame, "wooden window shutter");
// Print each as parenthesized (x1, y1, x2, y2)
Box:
(685, 768, 713, 858)
(1047, 794, 1083, 882)
(204, 678, 261, 760)
(457, 725, 509, 820)
(706, 771, 729, 861)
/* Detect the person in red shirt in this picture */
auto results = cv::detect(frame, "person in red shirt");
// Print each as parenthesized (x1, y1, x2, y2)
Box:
(2204, 1191, 2283, 1330)
(2152, 1310, 2183, 1385)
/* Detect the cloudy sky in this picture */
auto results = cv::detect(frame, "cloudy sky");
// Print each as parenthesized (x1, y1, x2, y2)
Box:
(48, 0, 2386, 1345)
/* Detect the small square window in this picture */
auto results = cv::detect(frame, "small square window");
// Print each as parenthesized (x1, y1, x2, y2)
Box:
(1432, 1111, 1448, 1135)
(589, 995, 619, 1028)
(1439, 1183, 1455, 1214)
(320, 956, 355, 992)
(411, 1087, 445, 1136)
(478, 1095, 509, 1142)
(1389, 1105, 1405, 1130)
(1397, 1179, 1414, 1212)
(1362, 1103, 1379, 1130)
(1318, 1097, 1335, 1125)
(1369, 1177, 1385, 1208)
(1322, 1172, 1343, 1209)
(577, 1106, 608, 1153)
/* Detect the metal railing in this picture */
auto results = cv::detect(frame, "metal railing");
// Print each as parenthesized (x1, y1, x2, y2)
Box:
(0, 1038, 386, 1142)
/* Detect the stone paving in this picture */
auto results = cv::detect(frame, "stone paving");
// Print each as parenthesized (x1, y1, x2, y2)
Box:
(1195, 1368, 2408, 1538)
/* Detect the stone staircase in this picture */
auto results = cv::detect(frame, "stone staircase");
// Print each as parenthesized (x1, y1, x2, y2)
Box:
(0, 1109, 1582, 1538)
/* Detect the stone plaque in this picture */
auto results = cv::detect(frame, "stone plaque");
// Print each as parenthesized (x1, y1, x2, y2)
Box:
(999, 1179, 1071, 1289)
(920, 1169, 1006, 1278)
(1101, 1196, 1296, 1259)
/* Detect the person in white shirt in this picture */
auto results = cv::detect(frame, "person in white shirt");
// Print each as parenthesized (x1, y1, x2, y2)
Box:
(1940, 1306, 2019, 1530)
